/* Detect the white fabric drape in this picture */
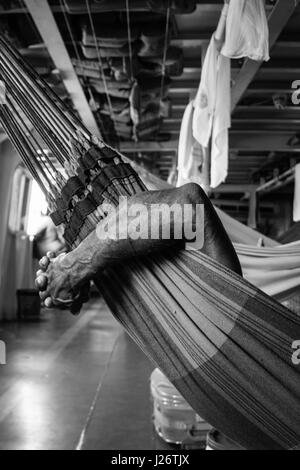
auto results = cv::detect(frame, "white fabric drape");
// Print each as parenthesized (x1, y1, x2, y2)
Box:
(193, 35, 231, 189)
(293, 163, 300, 222)
(236, 242, 300, 300)
(191, 0, 270, 189)
(210, 53, 231, 188)
(193, 36, 218, 149)
(177, 102, 204, 187)
(222, 0, 270, 62)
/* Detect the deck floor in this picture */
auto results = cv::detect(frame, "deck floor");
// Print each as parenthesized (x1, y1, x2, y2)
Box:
(0, 297, 173, 450)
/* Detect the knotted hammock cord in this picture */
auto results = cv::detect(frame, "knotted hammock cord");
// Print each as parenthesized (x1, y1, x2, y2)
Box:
(59, 0, 105, 136)
(85, 0, 119, 145)
(159, 1, 171, 110)
(125, 0, 139, 142)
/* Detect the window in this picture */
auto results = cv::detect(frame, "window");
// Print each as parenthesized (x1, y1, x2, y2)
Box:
(26, 180, 48, 237)
(8, 166, 48, 236)
(8, 166, 32, 234)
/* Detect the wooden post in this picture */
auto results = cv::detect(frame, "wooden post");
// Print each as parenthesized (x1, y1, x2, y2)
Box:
(248, 189, 257, 229)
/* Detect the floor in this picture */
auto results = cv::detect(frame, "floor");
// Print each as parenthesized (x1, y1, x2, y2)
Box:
(0, 296, 174, 450)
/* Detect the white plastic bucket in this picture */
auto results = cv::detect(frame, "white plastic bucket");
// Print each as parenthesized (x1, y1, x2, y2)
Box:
(206, 430, 245, 450)
(151, 368, 211, 445)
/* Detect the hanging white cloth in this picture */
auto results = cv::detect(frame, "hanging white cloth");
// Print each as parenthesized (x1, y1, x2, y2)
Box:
(222, 0, 270, 62)
(193, 36, 218, 149)
(177, 101, 204, 187)
(294, 164, 300, 222)
(210, 51, 231, 188)
(193, 35, 231, 189)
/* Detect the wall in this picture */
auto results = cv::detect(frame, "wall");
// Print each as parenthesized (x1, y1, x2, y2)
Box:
(0, 140, 34, 321)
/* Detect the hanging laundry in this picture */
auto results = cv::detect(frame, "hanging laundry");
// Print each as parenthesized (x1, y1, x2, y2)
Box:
(294, 164, 300, 222)
(193, 37, 218, 149)
(193, 35, 231, 189)
(210, 52, 231, 188)
(222, 0, 270, 62)
(177, 102, 204, 187)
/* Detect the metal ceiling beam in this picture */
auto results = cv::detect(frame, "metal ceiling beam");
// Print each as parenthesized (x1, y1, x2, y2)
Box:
(230, 0, 300, 112)
(170, 80, 294, 95)
(23, 0, 100, 136)
(121, 141, 179, 153)
(120, 131, 300, 153)
(173, 36, 300, 48)
(230, 131, 300, 152)
(1, 1, 197, 14)
(163, 117, 300, 127)
(172, 104, 300, 114)
(210, 184, 257, 193)
(183, 59, 300, 72)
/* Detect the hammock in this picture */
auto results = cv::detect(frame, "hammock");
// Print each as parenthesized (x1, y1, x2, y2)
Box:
(236, 242, 300, 301)
(0, 36, 299, 450)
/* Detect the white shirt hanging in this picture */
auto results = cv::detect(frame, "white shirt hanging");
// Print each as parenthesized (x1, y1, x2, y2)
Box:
(193, 35, 231, 189)
(177, 101, 204, 187)
(210, 52, 231, 188)
(192, 36, 218, 149)
(221, 0, 270, 62)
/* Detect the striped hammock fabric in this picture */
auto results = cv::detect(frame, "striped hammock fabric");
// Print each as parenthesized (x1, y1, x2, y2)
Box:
(97, 248, 300, 450)
(0, 33, 299, 451)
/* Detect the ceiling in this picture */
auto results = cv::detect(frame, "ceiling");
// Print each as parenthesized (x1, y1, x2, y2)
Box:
(0, 0, 299, 229)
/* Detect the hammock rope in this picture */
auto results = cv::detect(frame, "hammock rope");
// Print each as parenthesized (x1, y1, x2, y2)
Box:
(59, 0, 106, 137)
(85, 0, 119, 144)
(125, 0, 135, 82)
(159, 0, 171, 108)
(0, 34, 299, 450)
